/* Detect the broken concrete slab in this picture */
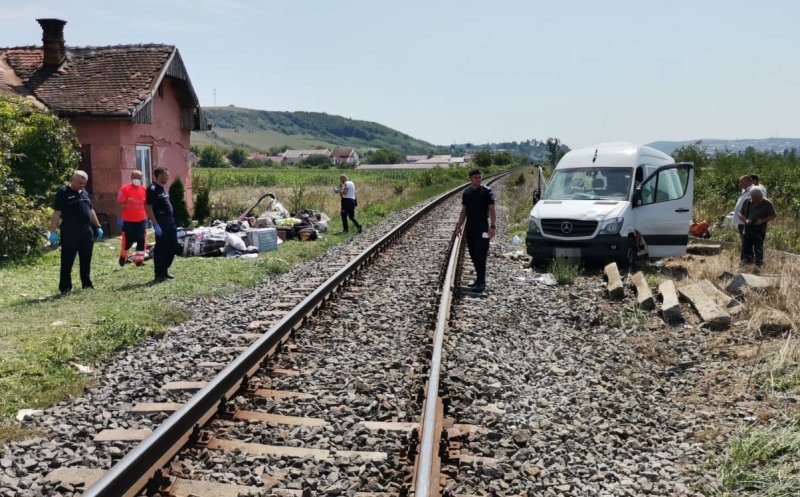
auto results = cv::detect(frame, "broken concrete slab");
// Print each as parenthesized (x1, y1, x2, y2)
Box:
(696, 279, 745, 315)
(687, 244, 722, 255)
(725, 273, 777, 295)
(759, 308, 793, 337)
(658, 280, 682, 323)
(603, 262, 624, 300)
(678, 282, 731, 330)
(631, 272, 655, 310)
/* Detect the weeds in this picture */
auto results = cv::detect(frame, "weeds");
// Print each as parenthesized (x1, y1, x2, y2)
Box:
(715, 420, 800, 496)
(549, 258, 579, 285)
(614, 304, 649, 332)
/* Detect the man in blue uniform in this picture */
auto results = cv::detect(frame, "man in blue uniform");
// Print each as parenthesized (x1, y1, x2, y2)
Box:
(454, 168, 496, 293)
(145, 167, 179, 282)
(48, 170, 104, 294)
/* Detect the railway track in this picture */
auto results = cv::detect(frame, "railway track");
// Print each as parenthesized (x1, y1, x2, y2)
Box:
(5, 167, 724, 497)
(34, 172, 506, 496)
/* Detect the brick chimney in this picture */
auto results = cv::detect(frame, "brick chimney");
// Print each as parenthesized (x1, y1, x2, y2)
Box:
(37, 18, 67, 67)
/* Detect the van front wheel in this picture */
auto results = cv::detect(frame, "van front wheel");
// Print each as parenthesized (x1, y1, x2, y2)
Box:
(619, 237, 637, 270)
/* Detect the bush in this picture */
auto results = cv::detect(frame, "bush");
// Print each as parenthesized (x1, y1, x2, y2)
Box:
(549, 258, 579, 285)
(0, 94, 80, 203)
(197, 145, 228, 168)
(193, 182, 211, 223)
(168, 178, 191, 227)
(0, 165, 50, 264)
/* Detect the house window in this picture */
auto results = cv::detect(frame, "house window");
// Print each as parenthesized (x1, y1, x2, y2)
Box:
(136, 145, 152, 185)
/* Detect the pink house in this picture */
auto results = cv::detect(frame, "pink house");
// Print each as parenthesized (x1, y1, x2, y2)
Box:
(0, 19, 209, 231)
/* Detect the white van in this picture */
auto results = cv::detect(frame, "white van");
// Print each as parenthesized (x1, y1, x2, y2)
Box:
(525, 142, 694, 267)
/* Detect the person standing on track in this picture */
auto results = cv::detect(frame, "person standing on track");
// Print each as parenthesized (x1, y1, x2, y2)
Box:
(48, 170, 104, 294)
(116, 170, 148, 266)
(145, 167, 178, 282)
(454, 168, 496, 293)
(338, 174, 363, 234)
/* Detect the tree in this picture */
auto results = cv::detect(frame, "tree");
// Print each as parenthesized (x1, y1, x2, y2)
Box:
(493, 151, 513, 166)
(546, 138, 565, 167)
(197, 145, 228, 168)
(0, 94, 80, 202)
(226, 147, 248, 167)
(473, 150, 493, 169)
(193, 182, 211, 223)
(168, 177, 191, 227)
(0, 163, 51, 264)
(367, 148, 404, 164)
(297, 154, 332, 168)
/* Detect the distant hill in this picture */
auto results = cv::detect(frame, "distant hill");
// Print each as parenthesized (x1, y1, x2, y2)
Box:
(648, 138, 800, 155)
(192, 106, 443, 154)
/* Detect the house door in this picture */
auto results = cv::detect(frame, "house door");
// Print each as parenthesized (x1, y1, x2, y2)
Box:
(634, 163, 694, 257)
(136, 145, 152, 185)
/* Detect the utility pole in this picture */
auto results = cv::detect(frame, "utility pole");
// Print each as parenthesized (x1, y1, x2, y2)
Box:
(213, 88, 217, 106)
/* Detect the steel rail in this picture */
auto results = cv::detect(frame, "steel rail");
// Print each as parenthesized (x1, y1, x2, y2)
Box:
(413, 171, 512, 497)
(82, 174, 493, 497)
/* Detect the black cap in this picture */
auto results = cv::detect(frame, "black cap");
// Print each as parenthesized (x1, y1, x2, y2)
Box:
(468, 168, 481, 177)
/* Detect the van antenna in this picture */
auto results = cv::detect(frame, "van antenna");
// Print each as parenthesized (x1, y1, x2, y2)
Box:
(593, 105, 613, 163)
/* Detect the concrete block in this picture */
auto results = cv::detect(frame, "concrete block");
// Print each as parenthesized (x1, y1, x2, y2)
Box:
(678, 282, 731, 330)
(631, 272, 655, 310)
(603, 262, 624, 300)
(760, 308, 793, 337)
(725, 273, 776, 294)
(658, 280, 682, 323)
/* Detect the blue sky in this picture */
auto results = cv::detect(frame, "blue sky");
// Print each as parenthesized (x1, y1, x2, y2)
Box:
(2, 0, 798, 148)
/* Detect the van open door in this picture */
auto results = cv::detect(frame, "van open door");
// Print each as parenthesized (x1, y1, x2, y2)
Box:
(633, 163, 694, 257)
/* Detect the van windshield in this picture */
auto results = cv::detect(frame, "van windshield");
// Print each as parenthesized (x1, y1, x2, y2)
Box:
(543, 167, 634, 201)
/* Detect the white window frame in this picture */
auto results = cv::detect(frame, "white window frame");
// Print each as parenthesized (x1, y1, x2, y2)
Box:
(135, 145, 152, 186)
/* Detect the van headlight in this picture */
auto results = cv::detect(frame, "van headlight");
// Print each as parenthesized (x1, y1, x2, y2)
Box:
(528, 215, 540, 234)
(599, 217, 623, 235)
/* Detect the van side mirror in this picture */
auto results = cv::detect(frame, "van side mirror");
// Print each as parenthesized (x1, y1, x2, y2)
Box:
(633, 186, 642, 207)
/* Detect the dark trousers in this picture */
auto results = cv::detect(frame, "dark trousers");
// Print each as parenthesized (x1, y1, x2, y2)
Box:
(121, 221, 147, 254)
(741, 225, 766, 266)
(60, 228, 94, 292)
(465, 230, 490, 284)
(340, 198, 361, 232)
(154, 216, 178, 278)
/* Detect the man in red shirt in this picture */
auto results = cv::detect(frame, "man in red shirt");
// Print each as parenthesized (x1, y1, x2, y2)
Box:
(117, 170, 148, 266)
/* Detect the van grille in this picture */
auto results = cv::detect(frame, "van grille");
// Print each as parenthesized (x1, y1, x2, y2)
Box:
(541, 219, 598, 237)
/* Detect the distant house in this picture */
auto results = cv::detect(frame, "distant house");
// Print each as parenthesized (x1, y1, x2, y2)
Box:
(406, 155, 428, 163)
(248, 152, 285, 164)
(282, 149, 331, 165)
(412, 155, 452, 166)
(330, 148, 359, 167)
(0, 18, 209, 230)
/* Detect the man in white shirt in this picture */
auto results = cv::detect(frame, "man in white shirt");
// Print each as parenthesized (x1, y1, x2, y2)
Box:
(732, 175, 753, 237)
(338, 175, 362, 233)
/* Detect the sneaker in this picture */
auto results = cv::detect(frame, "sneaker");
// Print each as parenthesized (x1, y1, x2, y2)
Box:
(473, 283, 486, 293)
(165, 273, 175, 279)
(467, 280, 479, 288)
(356, 225, 363, 234)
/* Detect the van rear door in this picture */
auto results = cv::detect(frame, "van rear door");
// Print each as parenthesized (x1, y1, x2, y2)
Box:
(634, 163, 694, 257)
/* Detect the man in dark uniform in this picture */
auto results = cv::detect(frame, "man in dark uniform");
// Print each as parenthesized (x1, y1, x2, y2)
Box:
(48, 170, 104, 294)
(454, 168, 496, 293)
(145, 167, 178, 282)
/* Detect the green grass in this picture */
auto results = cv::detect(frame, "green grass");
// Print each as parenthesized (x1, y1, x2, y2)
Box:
(549, 258, 579, 285)
(500, 168, 540, 238)
(714, 420, 800, 496)
(0, 173, 472, 445)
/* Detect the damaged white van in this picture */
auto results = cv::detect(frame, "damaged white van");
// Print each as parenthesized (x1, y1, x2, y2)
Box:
(525, 143, 694, 267)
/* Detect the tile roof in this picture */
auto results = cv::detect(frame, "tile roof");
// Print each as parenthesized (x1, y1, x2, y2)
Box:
(331, 148, 355, 159)
(0, 44, 176, 117)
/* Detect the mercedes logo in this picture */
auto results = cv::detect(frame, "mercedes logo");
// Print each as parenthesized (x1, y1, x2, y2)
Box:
(560, 221, 573, 234)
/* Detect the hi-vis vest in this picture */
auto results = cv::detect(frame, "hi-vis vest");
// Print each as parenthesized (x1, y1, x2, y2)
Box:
(117, 183, 147, 222)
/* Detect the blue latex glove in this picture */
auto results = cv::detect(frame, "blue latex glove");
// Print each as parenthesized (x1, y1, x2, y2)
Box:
(116, 218, 124, 228)
(48, 231, 59, 244)
(154, 224, 162, 236)
(96, 227, 104, 241)
(332, 187, 340, 193)
(146, 219, 153, 229)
